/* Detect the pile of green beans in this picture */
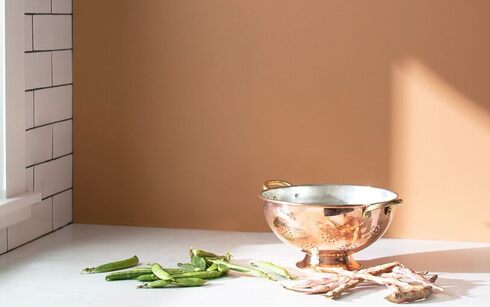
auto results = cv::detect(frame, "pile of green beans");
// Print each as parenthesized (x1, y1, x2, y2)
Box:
(82, 248, 296, 289)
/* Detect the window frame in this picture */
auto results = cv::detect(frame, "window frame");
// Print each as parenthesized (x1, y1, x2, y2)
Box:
(0, 0, 41, 228)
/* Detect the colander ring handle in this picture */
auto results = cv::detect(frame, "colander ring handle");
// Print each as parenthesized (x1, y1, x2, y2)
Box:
(263, 179, 292, 191)
(363, 198, 403, 217)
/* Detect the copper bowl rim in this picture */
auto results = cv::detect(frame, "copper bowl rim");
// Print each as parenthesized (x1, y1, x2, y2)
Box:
(258, 183, 400, 208)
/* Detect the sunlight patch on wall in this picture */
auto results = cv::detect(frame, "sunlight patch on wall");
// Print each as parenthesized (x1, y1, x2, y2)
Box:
(387, 58, 490, 241)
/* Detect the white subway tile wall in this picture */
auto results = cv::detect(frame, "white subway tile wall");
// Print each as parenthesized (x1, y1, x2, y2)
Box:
(53, 120, 72, 157)
(25, 125, 53, 166)
(7, 198, 53, 250)
(52, 0, 73, 14)
(53, 190, 73, 229)
(34, 85, 72, 125)
(25, 91, 34, 129)
(25, 0, 52, 14)
(25, 15, 33, 52)
(25, 52, 52, 90)
(26, 167, 34, 192)
(52, 50, 73, 85)
(0, 229, 6, 254)
(34, 155, 72, 203)
(33, 15, 72, 51)
(2, 1, 73, 254)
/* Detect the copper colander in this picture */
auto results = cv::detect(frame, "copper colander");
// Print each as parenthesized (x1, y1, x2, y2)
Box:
(259, 180, 402, 270)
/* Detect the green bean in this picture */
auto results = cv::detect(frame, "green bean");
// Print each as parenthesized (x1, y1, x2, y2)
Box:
(136, 270, 224, 280)
(150, 263, 173, 281)
(190, 248, 220, 258)
(105, 267, 153, 281)
(177, 263, 200, 272)
(217, 263, 229, 273)
(211, 260, 275, 280)
(137, 278, 206, 289)
(206, 262, 219, 271)
(172, 270, 223, 280)
(137, 280, 171, 289)
(190, 249, 232, 262)
(251, 261, 297, 280)
(130, 266, 185, 274)
(82, 255, 139, 274)
(191, 256, 207, 271)
(163, 268, 187, 274)
(136, 274, 159, 282)
(173, 278, 207, 287)
(207, 262, 229, 273)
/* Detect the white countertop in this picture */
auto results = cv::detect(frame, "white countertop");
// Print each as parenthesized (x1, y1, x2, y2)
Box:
(0, 224, 489, 307)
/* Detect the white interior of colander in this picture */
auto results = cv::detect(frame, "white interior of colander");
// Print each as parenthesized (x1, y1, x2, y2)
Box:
(261, 184, 397, 205)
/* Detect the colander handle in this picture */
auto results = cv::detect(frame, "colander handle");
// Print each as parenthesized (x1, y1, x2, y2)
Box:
(363, 198, 403, 217)
(262, 179, 292, 191)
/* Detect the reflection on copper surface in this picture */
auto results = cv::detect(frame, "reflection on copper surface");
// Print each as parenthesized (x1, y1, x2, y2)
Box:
(263, 202, 395, 270)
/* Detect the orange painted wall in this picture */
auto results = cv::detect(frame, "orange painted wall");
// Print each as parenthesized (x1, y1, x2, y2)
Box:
(73, 0, 490, 241)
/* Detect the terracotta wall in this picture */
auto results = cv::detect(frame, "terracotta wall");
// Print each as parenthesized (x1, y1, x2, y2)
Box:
(73, 0, 490, 241)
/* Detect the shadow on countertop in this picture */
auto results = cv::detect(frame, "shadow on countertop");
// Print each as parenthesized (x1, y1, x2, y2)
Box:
(360, 247, 490, 273)
(336, 276, 486, 304)
(334, 247, 490, 303)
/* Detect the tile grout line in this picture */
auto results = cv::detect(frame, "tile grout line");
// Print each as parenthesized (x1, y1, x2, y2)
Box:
(42, 188, 73, 201)
(24, 13, 73, 16)
(26, 48, 73, 54)
(2, 222, 74, 255)
(25, 152, 72, 169)
(26, 118, 73, 132)
(25, 82, 72, 92)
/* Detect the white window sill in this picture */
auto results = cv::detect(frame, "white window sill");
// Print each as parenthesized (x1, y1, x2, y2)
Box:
(0, 192, 42, 228)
